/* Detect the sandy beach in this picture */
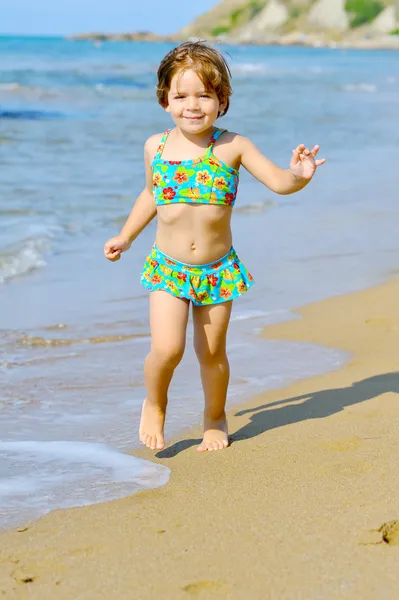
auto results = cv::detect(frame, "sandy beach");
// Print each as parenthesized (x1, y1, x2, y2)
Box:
(1, 276, 399, 598)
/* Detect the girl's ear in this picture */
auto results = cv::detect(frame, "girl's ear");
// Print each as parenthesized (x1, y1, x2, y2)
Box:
(165, 104, 171, 113)
(219, 99, 227, 117)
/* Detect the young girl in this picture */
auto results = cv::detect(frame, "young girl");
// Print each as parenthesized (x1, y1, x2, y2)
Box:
(104, 42, 325, 453)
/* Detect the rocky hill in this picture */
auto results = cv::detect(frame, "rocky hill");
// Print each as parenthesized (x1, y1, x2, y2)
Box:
(179, 0, 399, 47)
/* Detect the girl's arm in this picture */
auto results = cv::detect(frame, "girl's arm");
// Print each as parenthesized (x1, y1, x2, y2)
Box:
(238, 136, 325, 195)
(104, 136, 159, 262)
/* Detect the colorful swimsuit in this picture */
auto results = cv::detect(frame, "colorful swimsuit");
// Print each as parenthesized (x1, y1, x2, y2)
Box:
(141, 128, 254, 306)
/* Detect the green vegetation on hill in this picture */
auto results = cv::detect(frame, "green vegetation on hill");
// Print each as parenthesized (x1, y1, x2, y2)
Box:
(211, 0, 265, 37)
(345, 0, 384, 27)
(182, 0, 397, 40)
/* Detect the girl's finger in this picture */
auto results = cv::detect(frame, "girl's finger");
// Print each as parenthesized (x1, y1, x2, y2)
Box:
(311, 145, 320, 157)
(292, 148, 299, 160)
(105, 249, 120, 258)
(315, 158, 326, 166)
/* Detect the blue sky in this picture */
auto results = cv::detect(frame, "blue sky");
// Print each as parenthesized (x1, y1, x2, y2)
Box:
(0, 0, 218, 36)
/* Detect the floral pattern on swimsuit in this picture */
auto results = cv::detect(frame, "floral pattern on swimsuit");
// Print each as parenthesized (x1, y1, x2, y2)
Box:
(144, 128, 253, 305)
(141, 245, 254, 306)
(152, 128, 239, 207)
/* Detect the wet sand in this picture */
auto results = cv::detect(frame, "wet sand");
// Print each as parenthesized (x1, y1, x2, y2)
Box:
(1, 278, 399, 599)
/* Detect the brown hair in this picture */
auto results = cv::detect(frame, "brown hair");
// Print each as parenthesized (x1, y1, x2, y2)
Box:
(156, 41, 232, 118)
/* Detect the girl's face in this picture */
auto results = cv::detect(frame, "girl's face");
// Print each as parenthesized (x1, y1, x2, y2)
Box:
(165, 69, 225, 134)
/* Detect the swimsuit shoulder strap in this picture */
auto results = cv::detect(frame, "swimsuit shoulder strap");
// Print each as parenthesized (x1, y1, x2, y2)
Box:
(154, 129, 171, 160)
(206, 128, 227, 154)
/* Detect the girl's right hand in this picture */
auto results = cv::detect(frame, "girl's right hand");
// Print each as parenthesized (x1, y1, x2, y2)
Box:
(104, 236, 132, 262)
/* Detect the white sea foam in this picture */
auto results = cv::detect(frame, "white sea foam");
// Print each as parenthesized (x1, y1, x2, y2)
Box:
(0, 82, 62, 99)
(231, 309, 288, 322)
(0, 441, 170, 530)
(232, 62, 269, 74)
(0, 238, 49, 284)
(0, 82, 22, 91)
(235, 200, 276, 214)
(342, 83, 377, 93)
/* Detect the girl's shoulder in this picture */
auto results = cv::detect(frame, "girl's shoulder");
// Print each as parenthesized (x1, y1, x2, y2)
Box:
(214, 130, 247, 152)
(213, 130, 246, 169)
(145, 132, 167, 160)
(215, 129, 239, 143)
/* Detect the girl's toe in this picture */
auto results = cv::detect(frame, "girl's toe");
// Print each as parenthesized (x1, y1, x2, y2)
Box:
(156, 437, 164, 450)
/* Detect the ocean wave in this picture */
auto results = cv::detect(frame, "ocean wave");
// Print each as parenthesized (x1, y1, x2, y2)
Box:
(95, 76, 150, 89)
(0, 237, 49, 284)
(0, 82, 22, 91)
(0, 441, 169, 530)
(1, 66, 154, 89)
(342, 83, 377, 93)
(232, 64, 329, 77)
(0, 82, 63, 99)
(235, 199, 276, 214)
(19, 332, 150, 347)
(0, 108, 67, 120)
(232, 62, 269, 74)
(231, 309, 278, 322)
(0, 209, 38, 216)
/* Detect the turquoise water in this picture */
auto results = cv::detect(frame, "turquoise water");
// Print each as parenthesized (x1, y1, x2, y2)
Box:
(0, 37, 398, 529)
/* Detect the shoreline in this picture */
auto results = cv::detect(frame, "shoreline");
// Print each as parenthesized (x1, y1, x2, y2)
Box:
(1, 277, 399, 597)
(66, 33, 399, 51)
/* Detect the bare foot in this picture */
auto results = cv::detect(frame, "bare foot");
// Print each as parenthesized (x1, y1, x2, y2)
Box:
(139, 398, 166, 450)
(197, 413, 229, 452)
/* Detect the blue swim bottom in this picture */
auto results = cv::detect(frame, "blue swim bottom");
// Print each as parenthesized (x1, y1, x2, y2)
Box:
(141, 244, 254, 306)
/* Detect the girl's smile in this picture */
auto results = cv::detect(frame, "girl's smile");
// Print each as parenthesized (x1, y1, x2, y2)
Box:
(166, 69, 225, 133)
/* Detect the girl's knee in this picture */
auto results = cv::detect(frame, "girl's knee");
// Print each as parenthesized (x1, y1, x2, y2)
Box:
(150, 343, 185, 369)
(194, 344, 227, 367)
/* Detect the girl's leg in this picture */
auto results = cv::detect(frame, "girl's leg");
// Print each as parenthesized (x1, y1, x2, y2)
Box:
(140, 291, 189, 450)
(192, 301, 233, 452)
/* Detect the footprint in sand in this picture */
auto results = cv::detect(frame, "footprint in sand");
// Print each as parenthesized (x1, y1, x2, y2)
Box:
(360, 520, 399, 546)
(365, 317, 396, 332)
(379, 520, 399, 545)
(182, 580, 229, 596)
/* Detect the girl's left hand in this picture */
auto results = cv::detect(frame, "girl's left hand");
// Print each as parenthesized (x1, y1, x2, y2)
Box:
(290, 144, 326, 181)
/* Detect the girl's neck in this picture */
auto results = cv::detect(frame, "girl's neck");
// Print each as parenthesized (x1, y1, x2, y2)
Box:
(173, 125, 216, 148)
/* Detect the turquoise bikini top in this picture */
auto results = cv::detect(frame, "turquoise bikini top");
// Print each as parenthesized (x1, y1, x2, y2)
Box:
(152, 128, 239, 207)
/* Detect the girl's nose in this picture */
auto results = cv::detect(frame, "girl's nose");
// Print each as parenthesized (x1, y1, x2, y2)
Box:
(187, 97, 200, 110)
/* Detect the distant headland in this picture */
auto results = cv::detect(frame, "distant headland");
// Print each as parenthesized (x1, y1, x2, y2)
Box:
(68, 0, 399, 50)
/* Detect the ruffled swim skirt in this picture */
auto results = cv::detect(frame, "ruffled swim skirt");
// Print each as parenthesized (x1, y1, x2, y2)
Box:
(141, 244, 254, 306)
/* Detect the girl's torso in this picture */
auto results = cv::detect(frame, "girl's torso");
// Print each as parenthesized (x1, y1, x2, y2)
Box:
(152, 127, 241, 265)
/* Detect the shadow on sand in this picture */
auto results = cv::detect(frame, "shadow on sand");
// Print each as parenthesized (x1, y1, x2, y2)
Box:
(156, 372, 399, 459)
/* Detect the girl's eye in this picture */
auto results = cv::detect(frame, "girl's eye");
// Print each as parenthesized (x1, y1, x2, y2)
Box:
(200, 94, 210, 98)
(174, 96, 185, 100)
